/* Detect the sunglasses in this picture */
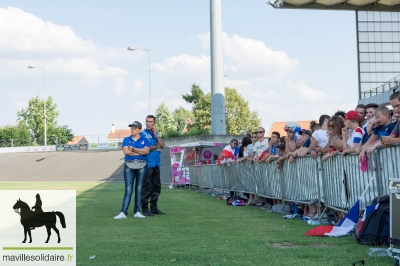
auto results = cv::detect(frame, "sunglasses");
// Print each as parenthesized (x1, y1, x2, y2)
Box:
(231, 142, 238, 146)
(257, 131, 264, 134)
(251, 136, 257, 138)
(328, 124, 335, 128)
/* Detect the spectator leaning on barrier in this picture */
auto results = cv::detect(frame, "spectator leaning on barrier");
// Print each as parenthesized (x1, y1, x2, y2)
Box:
(362, 103, 379, 144)
(282, 122, 301, 164)
(382, 91, 400, 147)
(253, 127, 269, 162)
(309, 115, 330, 159)
(355, 104, 367, 127)
(219, 139, 239, 165)
(322, 116, 345, 162)
(141, 115, 166, 216)
(237, 137, 252, 162)
(342, 110, 365, 156)
(358, 106, 394, 158)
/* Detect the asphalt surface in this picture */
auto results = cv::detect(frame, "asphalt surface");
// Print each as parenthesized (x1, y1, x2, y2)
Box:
(0, 150, 125, 181)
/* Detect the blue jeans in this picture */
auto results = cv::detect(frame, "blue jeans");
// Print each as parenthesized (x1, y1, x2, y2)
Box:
(120, 163, 147, 215)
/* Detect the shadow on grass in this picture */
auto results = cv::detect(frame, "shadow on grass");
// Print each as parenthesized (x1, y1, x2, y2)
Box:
(75, 183, 393, 266)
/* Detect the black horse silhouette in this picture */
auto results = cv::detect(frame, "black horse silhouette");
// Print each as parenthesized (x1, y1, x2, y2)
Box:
(13, 198, 66, 243)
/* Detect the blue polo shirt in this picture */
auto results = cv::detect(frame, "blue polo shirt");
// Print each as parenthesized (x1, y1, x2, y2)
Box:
(373, 123, 395, 140)
(122, 135, 150, 161)
(140, 129, 161, 168)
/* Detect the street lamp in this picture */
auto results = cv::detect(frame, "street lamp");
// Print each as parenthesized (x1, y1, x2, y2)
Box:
(28, 65, 47, 146)
(127, 47, 152, 114)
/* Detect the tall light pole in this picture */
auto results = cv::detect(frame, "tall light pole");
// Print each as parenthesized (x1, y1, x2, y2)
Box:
(127, 47, 152, 114)
(210, 0, 226, 135)
(28, 65, 47, 146)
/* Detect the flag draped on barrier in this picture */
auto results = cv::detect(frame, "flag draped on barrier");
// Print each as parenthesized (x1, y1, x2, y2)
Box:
(304, 176, 375, 237)
(217, 146, 239, 166)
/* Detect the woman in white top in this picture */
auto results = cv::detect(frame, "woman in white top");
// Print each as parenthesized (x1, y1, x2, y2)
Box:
(309, 115, 331, 159)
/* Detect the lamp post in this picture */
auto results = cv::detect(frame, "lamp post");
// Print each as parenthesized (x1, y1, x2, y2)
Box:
(127, 47, 152, 114)
(28, 65, 47, 146)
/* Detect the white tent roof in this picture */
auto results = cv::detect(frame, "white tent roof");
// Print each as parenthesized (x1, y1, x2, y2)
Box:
(170, 141, 222, 148)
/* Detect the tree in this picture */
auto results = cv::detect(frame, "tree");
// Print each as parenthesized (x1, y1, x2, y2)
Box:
(172, 107, 195, 133)
(182, 84, 211, 133)
(0, 125, 33, 147)
(225, 87, 260, 135)
(182, 84, 261, 135)
(17, 96, 73, 145)
(155, 102, 177, 136)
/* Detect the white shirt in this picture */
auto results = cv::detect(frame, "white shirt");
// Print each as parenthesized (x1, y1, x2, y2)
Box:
(254, 139, 269, 159)
(312, 129, 329, 148)
(244, 144, 254, 157)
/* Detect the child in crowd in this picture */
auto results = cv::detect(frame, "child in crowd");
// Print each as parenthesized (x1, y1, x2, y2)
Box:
(358, 106, 394, 158)
(363, 103, 379, 143)
(382, 91, 400, 146)
(322, 116, 345, 162)
(283, 122, 302, 164)
(266, 144, 285, 164)
(260, 131, 280, 162)
(342, 111, 365, 156)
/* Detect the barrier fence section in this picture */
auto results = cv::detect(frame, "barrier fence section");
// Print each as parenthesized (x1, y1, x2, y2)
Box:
(160, 145, 399, 211)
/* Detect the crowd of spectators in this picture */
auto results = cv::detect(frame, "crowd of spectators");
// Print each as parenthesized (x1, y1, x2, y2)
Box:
(217, 91, 400, 221)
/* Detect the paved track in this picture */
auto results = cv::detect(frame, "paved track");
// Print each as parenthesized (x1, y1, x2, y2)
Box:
(0, 151, 125, 181)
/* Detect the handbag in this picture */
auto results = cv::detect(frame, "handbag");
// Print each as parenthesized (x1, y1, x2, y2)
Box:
(126, 159, 146, 170)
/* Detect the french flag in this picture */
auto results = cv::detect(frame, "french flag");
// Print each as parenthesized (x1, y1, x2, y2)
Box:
(357, 203, 379, 234)
(324, 199, 360, 237)
(217, 146, 239, 166)
(304, 199, 360, 237)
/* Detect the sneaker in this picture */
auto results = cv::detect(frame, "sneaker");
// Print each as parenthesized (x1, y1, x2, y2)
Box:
(114, 212, 127, 219)
(283, 214, 294, 219)
(266, 204, 273, 210)
(134, 212, 145, 218)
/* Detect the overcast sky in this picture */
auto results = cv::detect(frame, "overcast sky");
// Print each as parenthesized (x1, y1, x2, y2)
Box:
(0, 0, 358, 141)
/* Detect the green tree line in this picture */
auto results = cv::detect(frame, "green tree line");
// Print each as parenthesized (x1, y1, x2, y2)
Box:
(0, 96, 73, 147)
(155, 84, 261, 138)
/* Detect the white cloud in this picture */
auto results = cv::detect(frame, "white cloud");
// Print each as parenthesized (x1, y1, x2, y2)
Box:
(132, 79, 143, 94)
(286, 81, 330, 102)
(113, 77, 124, 95)
(0, 7, 96, 54)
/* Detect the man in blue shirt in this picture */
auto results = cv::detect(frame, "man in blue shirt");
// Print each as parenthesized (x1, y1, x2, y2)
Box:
(140, 115, 166, 216)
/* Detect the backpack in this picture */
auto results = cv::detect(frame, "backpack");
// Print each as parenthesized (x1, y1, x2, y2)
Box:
(355, 196, 390, 246)
(226, 195, 248, 205)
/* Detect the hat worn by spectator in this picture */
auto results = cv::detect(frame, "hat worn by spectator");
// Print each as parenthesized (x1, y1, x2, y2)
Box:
(128, 121, 142, 129)
(345, 110, 361, 121)
(284, 121, 300, 132)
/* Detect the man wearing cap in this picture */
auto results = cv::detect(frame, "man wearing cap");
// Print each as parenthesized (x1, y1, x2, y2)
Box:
(140, 115, 166, 216)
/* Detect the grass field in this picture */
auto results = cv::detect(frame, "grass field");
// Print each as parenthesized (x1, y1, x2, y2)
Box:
(0, 182, 393, 265)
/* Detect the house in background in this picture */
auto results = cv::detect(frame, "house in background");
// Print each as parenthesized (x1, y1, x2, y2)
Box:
(67, 136, 89, 145)
(267, 120, 316, 138)
(107, 124, 130, 143)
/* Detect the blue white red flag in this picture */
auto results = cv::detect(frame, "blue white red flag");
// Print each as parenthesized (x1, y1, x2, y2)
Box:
(324, 199, 360, 237)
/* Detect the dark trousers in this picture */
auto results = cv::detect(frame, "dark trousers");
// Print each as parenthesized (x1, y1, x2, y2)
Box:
(141, 166, 161, 210)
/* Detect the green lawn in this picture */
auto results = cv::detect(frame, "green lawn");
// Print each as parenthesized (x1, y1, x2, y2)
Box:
(0, 182, 393, 265)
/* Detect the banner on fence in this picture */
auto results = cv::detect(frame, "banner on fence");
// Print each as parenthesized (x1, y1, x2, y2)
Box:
(57, 144, 88, 151)
(88, 142, 119, 150)
(0, 146, 56, 154)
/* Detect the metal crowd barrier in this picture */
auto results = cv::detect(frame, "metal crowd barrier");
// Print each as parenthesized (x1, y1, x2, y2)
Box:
(160, 145, 398, 211)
